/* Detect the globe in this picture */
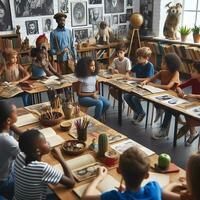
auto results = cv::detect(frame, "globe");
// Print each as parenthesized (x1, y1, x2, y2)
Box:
(130, 12, 144, 28)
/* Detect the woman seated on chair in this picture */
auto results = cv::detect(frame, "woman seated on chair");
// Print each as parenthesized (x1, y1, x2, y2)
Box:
(75, 57, 110, 121)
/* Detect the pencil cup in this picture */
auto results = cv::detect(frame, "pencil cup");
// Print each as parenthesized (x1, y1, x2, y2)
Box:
(77, 128, 87, 142)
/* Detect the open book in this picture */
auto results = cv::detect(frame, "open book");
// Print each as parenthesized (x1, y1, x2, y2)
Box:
(39, 127, 64, 148)
(111, 139, 155, 156)
(54, 154, 101, 182)
(0, 85, 23, 98)
(25, 102, 50, 113)
(73, 172, 169, 198)
(39, 76, 61, 86)
(15, 113, 39, 127)
(138, 85, 165, 94)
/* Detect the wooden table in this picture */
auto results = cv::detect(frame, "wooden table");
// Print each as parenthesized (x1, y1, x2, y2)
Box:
(19, 108, 185, 200)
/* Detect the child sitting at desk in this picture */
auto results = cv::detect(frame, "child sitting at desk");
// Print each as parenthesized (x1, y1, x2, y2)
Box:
(14, 129, 75, 200)
(175, 62, 200, 144)
(31, 46, 61, 79)
(82, 146, 179, 200)
(0, 101, 21, 200)
(124, 47, 154, 123)
(142, 53, 181, 139)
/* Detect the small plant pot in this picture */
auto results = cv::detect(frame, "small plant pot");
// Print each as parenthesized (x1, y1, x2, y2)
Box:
(181, 35, 188, 42)
(77, 128, 87, 142)
(193, 34, 200, 43)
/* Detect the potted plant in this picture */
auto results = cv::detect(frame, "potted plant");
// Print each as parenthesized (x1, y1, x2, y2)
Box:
(179, 26, 191, 42)
(192, 26, 200, 43)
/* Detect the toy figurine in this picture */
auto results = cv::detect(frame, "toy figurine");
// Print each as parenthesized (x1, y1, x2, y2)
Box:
(89, 138, 98, 151)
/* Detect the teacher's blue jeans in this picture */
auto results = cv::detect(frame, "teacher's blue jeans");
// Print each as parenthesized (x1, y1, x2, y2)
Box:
(78, 96, 110, 120)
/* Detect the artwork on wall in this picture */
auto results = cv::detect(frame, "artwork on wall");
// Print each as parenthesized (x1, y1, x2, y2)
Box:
(140, 0, 154, 36)
(25, 20, 39, 35)
(0, 0, 13, 31)
(59, 0, 69, 13)
(118, 25, 127, 37)
(89, 0, 102, 4)
(42, 18, 53, 33)
(105, 0, 124, 14)
(73, 29, 89, 42)
(104, 16, 111, 27)
(119, 14, 127, 23)
(127, 0, 133, 7)
(92, 24, 99, 37)
(89, 7, 103, 25)
(14, 0, 54, 17)
(112, 15, 118, 25)
(126, 8, 133, 21)
(71, 1, 87, 27)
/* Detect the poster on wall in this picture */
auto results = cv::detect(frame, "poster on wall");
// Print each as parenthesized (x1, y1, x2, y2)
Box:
(104, 16, 111, 27)
(105, 0, 124, 14)
(0, 0, 13, 31)
(59, 0, 69, 13)
(127, 0, 133, 7)
(119, 14, 127, 23)
(140, 0, 154, 36)
(73, 29, 89, 42)
(42, 18, 53, 33)
(14, 0, 54, 17)
(71, 1, 87, 27)
(112, 15, 118, 25)
(118, 25, 127, 38)
(25, 20, 39, 35)
(89, 0, 102, 4)
(89, 7, 103, 25)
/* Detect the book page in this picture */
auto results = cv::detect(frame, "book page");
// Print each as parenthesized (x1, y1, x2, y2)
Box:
(138, 85, 165, 94)
(25, 102, 50, 113)
(39, 127, 57, 138)
(15, 114, 39, 127)
(111, 139, 155, 156)
(142, 172, 169, 188)
(46, 135, 64, 148)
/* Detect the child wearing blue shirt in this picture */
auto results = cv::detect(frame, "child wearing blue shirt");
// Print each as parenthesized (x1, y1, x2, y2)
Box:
(82, 147, 178, 200)
(124, 47, 154, 123)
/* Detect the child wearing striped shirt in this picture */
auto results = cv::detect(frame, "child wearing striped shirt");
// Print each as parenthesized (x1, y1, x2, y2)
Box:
(14, 129, 75, 200)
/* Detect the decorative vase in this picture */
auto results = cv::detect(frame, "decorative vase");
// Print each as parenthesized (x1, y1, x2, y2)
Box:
(98, 134, 108, 157)
(181, 35, 188, 42)
(62, 102, 73, 119)
(193, 34, 200, 43)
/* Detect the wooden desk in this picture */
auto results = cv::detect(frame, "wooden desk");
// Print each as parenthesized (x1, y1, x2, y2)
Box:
(19, 109, 185, 200)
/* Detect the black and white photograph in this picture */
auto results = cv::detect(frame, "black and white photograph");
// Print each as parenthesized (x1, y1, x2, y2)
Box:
(89, 7, 103, 25)
(118, 25, 128, 37)
(73, 29, 89, 42)
(112, 15, 118, 25)
(59, 0, 69, 13)
(25, 20, 39, 35)
(104, 16, 111, 27)
(42, 18, 53, 33)
(89, 0, 102, 4)
(71, 1, 87, 27)
(92, 24, 99, 37)
(126, 8, 133, 21)
(127, 0, 133, 7)
(0, 0, 13, 31)
(105, 0, 124, 14)
(15, 0, 54, 17)
(140, 0, 154, 36)
(119, 14, 127, 23)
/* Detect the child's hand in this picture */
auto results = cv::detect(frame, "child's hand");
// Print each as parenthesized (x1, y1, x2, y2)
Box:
(113, 69, 119, 74)
(97, 166, 107, 180)
(92, 92, 99, 99)
(141, 80, 148, 86)
(124, 75, 131, 80)
(51, 147, 63, 161)
(184, 94, 196, 99)
(177, 88, 185, 98)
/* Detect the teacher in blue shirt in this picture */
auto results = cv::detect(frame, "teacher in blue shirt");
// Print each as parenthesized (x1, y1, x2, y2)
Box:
(50, 12, 77, 74)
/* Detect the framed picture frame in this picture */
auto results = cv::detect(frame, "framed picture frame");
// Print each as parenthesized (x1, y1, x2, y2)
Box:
(25, 20, 39, 35)
(59, 0, 69, 13)
(73, 28, 89, 42)
(88, 7, 103, 25)
(140, 0, 154, 36)
(104, 0, 124, 14)
(89, 0, 102, 4)
(71, 1, 87, 27)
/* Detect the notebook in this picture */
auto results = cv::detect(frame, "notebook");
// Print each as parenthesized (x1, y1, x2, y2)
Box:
(15, 113, 39, 127)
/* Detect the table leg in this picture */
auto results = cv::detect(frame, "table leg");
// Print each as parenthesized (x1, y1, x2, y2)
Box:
(101, 83, 104, 96)
(145, 101, 150, 130)
(173, 114, 179, 147)
(118, 89, 122, 126)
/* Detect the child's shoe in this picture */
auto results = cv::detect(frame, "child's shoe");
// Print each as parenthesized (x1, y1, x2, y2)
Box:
(177, 125, 190, 139)
(186, 133, 199, 145)
(151, 126, 169, 140)
(154, 108, 164, 123)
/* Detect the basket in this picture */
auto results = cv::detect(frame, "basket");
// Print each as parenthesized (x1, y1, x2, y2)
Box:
(62, 140, 86, 155)
(39, 112, 63, 126)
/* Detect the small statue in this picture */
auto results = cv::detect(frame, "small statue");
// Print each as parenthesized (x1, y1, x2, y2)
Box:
(16, 25, 20, 34)
(21, 37, 30, 51)
(89, 138, 98, 151)
(95, 21, 112, 45)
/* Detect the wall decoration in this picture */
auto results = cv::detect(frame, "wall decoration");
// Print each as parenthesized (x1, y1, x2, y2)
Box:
(14, 0, 54, 17)
(105, 0, 124, 14)
(25, 20, 39, 35)
(119, 14, 127, 23)
(73, 28, 89, 42)
(71, 1, 87, 27)
(126, 8, 133, 21)
(127, 0, 133, 7)
(89, 7, 103, 25)
(42, 17, 53, 33)
(118, 25, 127, 37)
(59, 0, 69, 13)
(112, 15, 118, 25)
(104, 16, 111, 27)
(92, 24, 99, 37)
(0, 0, 13, 31)
(89, 0, 102, 4)
(140, 0, 154, 36)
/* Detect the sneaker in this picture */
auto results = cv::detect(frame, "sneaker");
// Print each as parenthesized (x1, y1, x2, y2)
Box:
(151, 126, 169, 140)
(132, 113, 145, 124)
(154, 109, 164, 123)
(186, 133, 199, 145)
(177, 125, 190, 139)
(132, 113, 139, 122)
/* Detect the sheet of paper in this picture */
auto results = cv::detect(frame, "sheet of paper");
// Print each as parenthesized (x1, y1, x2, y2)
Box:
(39, 127, 57, 138)
(139, 85, 165, 94)
(15, 114, 39, 127)
(25, 102, 50, 113)
(45, 135, 64, 148)
(186, 106, 200, 119)
(111, 139, 155, 156)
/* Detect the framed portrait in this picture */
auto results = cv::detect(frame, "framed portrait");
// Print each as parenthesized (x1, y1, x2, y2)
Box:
(119, 14, 127, 23)
(14, 0, 54, 17)
(89, 0, 102, 4)
(25, 20, 39, 35)
(73, 28, 89, 42)
(126, 8, 133, 21)
(105, 0, 124, 14)
(71, 1, 87, 27)
(127, 0, 133, 7)
(118, 25, 128, 38)
(112, 15, 118, 25)
(88, 7, 103, 25)
(140, 0, 154, 36)
(0, 0, 13, 31)
(59, 0, 69, 13)
(42, 17, 53, 33)
(104, 15, 111, 27)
